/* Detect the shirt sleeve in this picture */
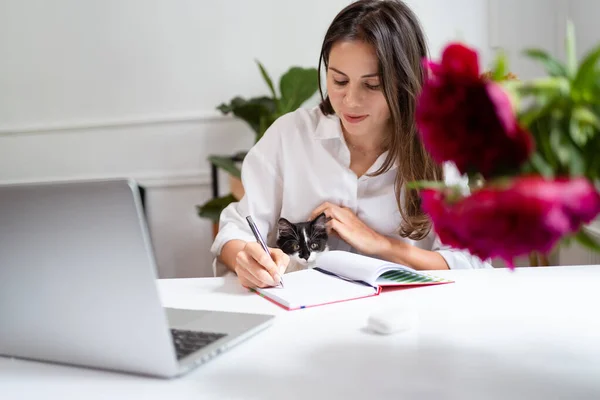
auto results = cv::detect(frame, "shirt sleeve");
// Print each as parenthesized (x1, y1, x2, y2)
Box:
(431, 162, 494, 269)
(209, 117, 286, 276)
(433, 237, 493, 269)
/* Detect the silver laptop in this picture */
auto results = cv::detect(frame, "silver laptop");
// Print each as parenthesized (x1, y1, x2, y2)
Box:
(0, 178, 274, 378)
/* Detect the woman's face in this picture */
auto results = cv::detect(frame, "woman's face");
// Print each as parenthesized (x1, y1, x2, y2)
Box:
(326, 40, 391, 142)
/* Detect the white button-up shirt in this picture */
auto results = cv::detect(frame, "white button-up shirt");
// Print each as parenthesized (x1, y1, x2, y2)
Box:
(211, 107, 491, 276)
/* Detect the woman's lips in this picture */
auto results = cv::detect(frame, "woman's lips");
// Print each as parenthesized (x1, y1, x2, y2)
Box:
(343, 114, 368, 124)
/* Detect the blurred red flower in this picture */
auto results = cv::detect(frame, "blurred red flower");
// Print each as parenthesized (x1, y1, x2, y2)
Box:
(416, 43, 534, 178)
(421, 176, 600, 269)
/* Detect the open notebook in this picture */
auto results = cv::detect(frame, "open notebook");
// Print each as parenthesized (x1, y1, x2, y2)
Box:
(255, 251, 453, 310)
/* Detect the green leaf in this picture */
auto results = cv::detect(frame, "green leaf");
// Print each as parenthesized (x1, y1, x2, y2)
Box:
(491, 51, 508, 81)
(550, 123, 571, 167)
(518, 98, 561, 128)
(567, 140, 586, 176)
(569, 116, 587, 147)
(279, 67, 319, 114)
(529, 152, 555, 178)
(566, 20, 577, 78)
(208, 155, 242, 178)
(574, 228, 600, 253)
(528, 116, 560, 171)
(232, 150, 248, 161)
(256, 60, 278, 99)
(522, 49, 567, 77)
(572, 106, 600, 130)
(558, 119, 588, 176)
(407, 182, 467, 202)
(569, 107, 599, 147)
(216, 101, 234, 114)
(573, 44, 600, 91)
(255, 113, 278, 142)
(257, 116, 268, 143)
(586, 137, 600, 179)
(216, 96, 276, 136)
(517, 77, 570, 97)
(405, 180, 448, 190)
(197, 194, 237, 222)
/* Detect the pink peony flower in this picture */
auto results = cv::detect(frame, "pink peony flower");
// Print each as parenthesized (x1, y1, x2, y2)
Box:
(421, 176, 600, 269)
(416, 43, 534, 178)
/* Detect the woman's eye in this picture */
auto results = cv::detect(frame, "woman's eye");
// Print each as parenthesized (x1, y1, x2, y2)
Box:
(292, 244, 300, 251)
(310, 243, 319, 250)
(365, 83, 381, 90)
(333, 80, 348, 86)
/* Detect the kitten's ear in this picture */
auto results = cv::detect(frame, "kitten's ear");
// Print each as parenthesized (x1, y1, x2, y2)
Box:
(311, 212, 328, 231)
(277, 218, 295, 236)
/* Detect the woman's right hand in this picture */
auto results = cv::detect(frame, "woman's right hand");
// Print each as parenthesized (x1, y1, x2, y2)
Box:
(234, 242, 289, 288)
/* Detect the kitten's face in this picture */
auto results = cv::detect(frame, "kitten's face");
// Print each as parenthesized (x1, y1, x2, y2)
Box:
(276, 213, 329, 265)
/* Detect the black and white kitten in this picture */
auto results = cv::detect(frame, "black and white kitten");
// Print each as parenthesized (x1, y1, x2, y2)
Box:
(276, 212, 329, 269)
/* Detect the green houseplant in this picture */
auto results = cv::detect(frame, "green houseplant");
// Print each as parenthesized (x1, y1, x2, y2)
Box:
(197, 60, 319, 225)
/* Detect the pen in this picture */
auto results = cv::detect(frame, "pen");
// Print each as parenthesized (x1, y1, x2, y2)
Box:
(245, 216, 284, 288)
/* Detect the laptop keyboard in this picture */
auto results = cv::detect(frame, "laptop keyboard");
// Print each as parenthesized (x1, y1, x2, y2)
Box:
(170, 329, 227, 360)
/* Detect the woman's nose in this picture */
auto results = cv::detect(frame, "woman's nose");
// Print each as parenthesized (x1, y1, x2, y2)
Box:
(343, 85, 362, 107)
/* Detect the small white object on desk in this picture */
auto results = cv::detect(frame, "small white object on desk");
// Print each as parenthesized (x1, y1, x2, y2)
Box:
(367, 306, 417, 335)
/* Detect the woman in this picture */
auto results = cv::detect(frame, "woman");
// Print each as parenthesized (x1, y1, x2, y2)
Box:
(211, 0, 491, 288)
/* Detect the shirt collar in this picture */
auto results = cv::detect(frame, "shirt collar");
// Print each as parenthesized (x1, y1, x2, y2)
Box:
(314, 107, 399, 172)
(314, 108, 343, 140)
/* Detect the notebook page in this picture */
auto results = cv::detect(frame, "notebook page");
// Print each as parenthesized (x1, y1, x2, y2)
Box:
(256, 269, 377, 310)
(316, 251, 409, 286)
(314, 250, 446, 286)
(376, 269, 452, 286)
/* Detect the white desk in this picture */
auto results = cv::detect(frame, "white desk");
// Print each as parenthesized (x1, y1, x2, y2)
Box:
(2, 267, 600, 399)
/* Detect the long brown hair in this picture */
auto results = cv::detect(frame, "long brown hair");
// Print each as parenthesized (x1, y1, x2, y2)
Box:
(318, 0, 443, 240)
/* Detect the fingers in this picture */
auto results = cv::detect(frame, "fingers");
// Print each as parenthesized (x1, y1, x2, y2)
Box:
(309, 202, 332, 221)
(325, 224, 340, 238)
(310, 202, 348, 221)
(270, 248, 290, 275)
(246, 242, 272, 267)
(327, 205, 348, 223)
(235, 243, 283, 288)
(235, 251, 277, 288)
(236, 265, 262, 288)
(327, 218, 347, 239)
(246, 242, 278, 270)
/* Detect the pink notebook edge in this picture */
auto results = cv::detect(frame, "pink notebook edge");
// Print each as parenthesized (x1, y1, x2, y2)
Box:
(378, 279, 454, 287)
(251, 286, 382, 311)
(250, 277, 454, 311)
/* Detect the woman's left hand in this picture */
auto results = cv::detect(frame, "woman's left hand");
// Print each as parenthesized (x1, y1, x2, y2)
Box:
(310, 202, 390, 256)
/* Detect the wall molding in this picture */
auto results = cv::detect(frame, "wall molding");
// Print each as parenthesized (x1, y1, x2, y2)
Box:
(0, 170, 211, 189)
(0, 110, 234, 137)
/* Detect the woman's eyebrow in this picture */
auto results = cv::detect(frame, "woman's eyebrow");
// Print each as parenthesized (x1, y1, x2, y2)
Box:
(329, 67, 379, 78)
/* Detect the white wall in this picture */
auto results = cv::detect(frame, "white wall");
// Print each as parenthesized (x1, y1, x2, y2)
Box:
(487, 0, 567, 80)
(1, 0, 493, 277)
(568, 0, 600, 59)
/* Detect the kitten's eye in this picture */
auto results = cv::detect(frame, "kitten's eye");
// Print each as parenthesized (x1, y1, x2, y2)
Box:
(310, 243, 319, 250)
(292, 244, 300, 251)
